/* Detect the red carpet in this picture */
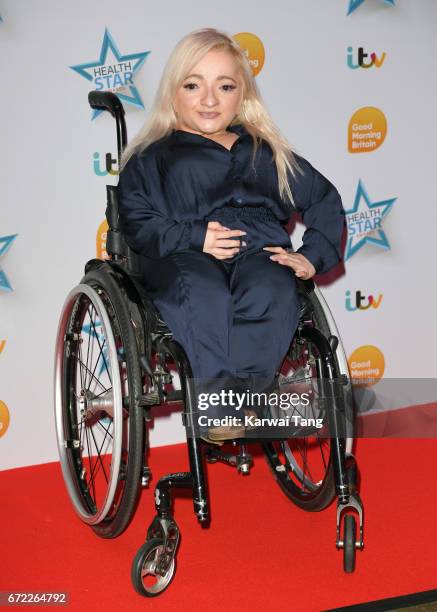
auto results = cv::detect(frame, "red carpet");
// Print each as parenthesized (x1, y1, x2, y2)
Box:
(2, 438, 437, 611)
(357, 402, 437, 437)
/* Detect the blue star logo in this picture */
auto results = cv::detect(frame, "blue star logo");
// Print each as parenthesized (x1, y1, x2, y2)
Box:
(70, 28, 150, 119)
(345, 180, 396, 260)
(348, 0, 395, 15)
(0, 234, 18, 292)
(82, 320, 110, 379)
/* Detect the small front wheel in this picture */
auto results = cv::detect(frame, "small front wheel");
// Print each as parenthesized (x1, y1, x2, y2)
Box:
(131, 539, 176, 597)
(343, 514, 357, 573)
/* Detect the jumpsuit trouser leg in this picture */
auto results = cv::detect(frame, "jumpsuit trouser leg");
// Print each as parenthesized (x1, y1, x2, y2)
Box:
(228, 249, 300, 393)
(139, 248, 300, 418)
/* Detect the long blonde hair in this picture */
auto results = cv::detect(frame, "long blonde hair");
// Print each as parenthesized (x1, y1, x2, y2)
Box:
(120, 27, 304, 207)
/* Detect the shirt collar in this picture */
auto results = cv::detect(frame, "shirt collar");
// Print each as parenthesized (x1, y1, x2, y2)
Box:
(226, 123, 248, 136)
(171, 122, 249, 140)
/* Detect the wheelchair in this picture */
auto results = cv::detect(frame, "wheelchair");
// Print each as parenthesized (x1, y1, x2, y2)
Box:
(54, 91, 364, 597)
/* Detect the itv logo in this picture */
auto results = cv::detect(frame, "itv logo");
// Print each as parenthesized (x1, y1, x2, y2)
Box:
(347, 46, 386, 69)
(345, 290, 383, 311)
(93, 152, 118, 176)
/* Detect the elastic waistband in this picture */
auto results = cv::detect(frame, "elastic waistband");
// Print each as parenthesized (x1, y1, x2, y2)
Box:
(205, 205, 278, 222)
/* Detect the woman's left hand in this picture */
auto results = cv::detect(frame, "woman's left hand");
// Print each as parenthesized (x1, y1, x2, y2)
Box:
(263, 247, 316, 280)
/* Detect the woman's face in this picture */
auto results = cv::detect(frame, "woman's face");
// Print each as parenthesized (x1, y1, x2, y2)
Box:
(173, 49, 243, 136)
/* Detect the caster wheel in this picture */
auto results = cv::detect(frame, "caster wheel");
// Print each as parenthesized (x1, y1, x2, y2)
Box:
(131, 538, 176, 597)
(343, 514, 356, 573)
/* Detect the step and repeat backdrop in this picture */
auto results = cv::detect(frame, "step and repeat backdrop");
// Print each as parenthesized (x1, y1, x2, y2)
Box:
(1, 0, 436, 470)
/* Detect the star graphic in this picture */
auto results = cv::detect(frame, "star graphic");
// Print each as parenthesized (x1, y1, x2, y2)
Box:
(347, 0, 395, 15)
(344, 180, 396, 260)
(70, 28, 150, 119)
(0, 234, 18, 292)
(82, 321, 110, 379)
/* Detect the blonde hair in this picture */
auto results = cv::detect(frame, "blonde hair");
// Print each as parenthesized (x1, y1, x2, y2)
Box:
(120, 27, 304, 207)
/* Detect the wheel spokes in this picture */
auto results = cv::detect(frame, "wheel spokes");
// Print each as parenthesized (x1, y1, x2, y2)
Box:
(62, 287, 126, 522)
(276, 337, 331, 494)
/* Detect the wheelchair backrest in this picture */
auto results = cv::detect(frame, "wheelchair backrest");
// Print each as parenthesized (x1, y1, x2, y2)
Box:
(105, 184, 143, 275)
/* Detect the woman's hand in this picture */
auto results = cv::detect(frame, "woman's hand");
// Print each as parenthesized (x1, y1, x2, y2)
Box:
(263, 246, 316, 280)
(203, 221, 247, 260)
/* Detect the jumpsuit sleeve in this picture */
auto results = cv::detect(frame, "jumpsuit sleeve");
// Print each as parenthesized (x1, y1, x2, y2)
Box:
(291, 156, 346, 275)
(117, 153, 208, 259)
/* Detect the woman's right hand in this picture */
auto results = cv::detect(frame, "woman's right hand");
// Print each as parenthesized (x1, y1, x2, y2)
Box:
(203, 221, 247, 260)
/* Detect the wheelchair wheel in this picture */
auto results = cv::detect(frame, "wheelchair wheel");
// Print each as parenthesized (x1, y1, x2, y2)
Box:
(54, 266, 144, 538)
(131, 539, 176, 597)
(343, 514, 357, 572)
(263, 283, 353, 512)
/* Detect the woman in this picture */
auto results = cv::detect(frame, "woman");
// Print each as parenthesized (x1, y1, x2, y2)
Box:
(117, 28, 345, 443)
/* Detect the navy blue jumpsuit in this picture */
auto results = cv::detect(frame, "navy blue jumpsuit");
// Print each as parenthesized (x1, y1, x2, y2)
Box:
(117, 123, 345, 416)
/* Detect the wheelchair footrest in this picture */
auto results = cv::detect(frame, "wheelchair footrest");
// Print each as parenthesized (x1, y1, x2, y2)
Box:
(205, 444, 253, 475)
(138, 392, 160, 406)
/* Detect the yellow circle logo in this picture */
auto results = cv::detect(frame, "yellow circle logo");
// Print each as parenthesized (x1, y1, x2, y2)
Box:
(96, 219, 110, 260)
(233, 32, 265, 76)
(348, 345, 385, 387)
(0, 400, 10, 438)
(348, 107, 387, 153)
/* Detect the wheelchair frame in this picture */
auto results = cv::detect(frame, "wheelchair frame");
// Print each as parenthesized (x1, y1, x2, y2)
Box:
(54, 91, 364, 597)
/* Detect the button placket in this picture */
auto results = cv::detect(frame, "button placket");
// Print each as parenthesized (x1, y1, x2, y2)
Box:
(230, 153, 244, 203)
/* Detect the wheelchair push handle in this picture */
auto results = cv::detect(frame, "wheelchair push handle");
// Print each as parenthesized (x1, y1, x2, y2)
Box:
(88, 90, 128, 166)
(88, 91, 124, 116)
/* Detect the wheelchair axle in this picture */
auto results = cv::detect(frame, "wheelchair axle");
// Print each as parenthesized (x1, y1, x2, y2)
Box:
(141, 466, 152, 487)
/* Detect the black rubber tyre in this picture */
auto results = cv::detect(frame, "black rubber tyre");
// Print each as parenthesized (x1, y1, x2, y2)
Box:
(56, 264, 144, 538)
(131, 539, 177, 597)
(263, 282, 352, 511)
(343, 514, 357, 572)
(83, 267, 144, 538)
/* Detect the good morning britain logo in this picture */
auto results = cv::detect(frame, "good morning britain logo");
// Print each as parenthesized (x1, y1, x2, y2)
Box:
(97, 220, 109, 260)
(345, 180, 396, 261)
(70, 28, 150, 119)
(0, 400, 10, 439)
(348, 345, 385, 387)
(232, 32, 265, 76)
(348, 107, 387, 153)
